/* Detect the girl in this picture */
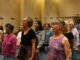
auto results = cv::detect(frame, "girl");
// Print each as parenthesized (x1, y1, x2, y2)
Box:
(2, 23, 16, 60)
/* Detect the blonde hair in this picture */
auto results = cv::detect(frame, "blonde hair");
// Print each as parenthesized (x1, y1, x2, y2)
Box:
(69, 21, 74, 25)
(51, 18, 65, 27)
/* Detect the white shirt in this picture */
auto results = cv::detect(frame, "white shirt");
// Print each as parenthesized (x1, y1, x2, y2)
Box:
(36, 31, 45, 49)
(16, 31, 22, 46)
(71, 28, 79, 46)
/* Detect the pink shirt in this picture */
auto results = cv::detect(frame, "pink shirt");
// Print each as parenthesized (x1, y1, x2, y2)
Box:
(2, 34, 16, 57)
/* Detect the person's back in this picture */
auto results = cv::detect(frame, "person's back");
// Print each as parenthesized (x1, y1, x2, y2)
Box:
(72, 28, 79, 47)
(64, 32, 74, 49)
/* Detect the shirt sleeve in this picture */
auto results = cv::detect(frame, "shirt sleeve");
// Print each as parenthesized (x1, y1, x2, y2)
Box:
(16, 32, 22, 45)
(69, 32, 74, 40)
(76, 31, 79, 46)
(50, 29, 54, 36)
(72, 28, 79, 46)
(11, 36, 17, 54)
(37, 31, 45, 49)
(31, 30, 37, 40)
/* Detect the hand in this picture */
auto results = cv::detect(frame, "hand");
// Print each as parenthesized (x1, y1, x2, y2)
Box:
(28, 57, 33, 60)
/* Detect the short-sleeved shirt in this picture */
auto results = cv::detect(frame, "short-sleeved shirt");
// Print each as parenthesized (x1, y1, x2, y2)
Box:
(64, 32, 74, 45)
(20, 29, 37, 47)
(2, 34, 17, 57)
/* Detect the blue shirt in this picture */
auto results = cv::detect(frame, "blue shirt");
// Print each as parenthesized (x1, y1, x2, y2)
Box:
(45, 29, 53, 45)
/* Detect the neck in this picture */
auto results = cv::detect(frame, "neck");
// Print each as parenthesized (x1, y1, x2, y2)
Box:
(55, 31, 62, 37)
(35, 28, 39, 32)
(63, 30, 67, 33)
(24, 27, 29, 31)
(45, 28, 49, 30)
(7, 32, 13, 35)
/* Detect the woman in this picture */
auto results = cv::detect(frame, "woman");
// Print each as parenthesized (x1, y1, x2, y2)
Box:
(2, 23, 17, 60)
(15, 25, 24, 36)
(16, 26, 24, 57)
(16, 25, 24, 46)
(47, 19, 71, 60)
(43, 22, 53, 47)
(34, 20, 45, 60)
(63, 22, 74, 49)
(0, 25, 4, 54)
(0, 25, 4, 44)
(69, 22, 79, 50)
(19, 17, 37, 60)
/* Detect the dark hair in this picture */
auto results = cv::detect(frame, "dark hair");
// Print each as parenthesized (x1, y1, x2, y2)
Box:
(27, 17, 33, 27)
(44, 23, 50, 28)
(0, 25, 3, 31)
(35, 20, 43, 31)
(61, 20, 66, 27)
(5, 23, 14, 31)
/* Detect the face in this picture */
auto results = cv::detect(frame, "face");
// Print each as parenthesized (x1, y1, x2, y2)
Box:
(22, 18, 28, 28)
(5, 27, 11, 34)
(63, 25, 67, 31)
(69, 24, 74, 29)
(44, 24, 50, 30)
(34, 22, 39, 28)
(51, 23, 61, 32)
(19, 26, 24, 31)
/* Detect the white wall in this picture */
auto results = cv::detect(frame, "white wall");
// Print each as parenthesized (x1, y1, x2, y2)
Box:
(0, 0, 80, 31)
(0, 0, 20, 32)
(23, 0, 41, 20)
(23, 0, 58, 23)
(44, 0, 58, 23)
(58, 0, 80, 17)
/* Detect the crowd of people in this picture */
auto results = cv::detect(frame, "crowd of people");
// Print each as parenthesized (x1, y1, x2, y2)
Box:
(0, 17, 80, 60)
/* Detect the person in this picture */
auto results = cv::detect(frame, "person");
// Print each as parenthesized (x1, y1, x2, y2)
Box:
(0, 25, 4, 54)
(16, 25, 24, 46)
(19, 17, 37, 60)
(69, 22, 79, 50)
(16, 26, 24, 57)
(34, 20, 45, 60)
(63, 22, 74, 49)
(15, 25, 24, 36)
(43, 22, 53, 47)
(47, 19, 71, 60)
(77, 27, 80, 44)
(2, 23, 17, 60)
(76, 24, 80, 45)
(0, 25, 4, 43)
(63, 22, 74, 60)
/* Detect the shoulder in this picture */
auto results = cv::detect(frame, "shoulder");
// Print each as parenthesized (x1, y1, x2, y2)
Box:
(12, 34, 16, 39)
(30, 29, 35, 33)
(39, 30, 45, 34)
(41, 30, 45, 33)
(69, 32, 74, 36)
(18, 31, 22, 34)
(17, 31, 22, 35)
(4, 34, 7, 37)
(73, 28, 78, 32)
(0, 30, 3, 34)
(62, 36, 69, 44)
(49, 36, 54, 42)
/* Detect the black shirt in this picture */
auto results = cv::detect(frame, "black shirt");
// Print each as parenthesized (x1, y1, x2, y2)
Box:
(64, 32, 74, 45)
(20, 29, 37, 47)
